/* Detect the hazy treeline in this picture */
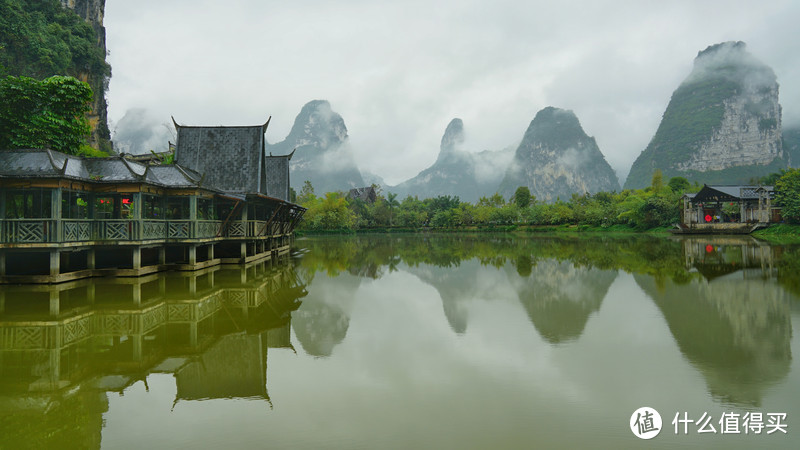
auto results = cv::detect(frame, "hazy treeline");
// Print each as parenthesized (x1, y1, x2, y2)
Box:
(296, 172, 692, 232)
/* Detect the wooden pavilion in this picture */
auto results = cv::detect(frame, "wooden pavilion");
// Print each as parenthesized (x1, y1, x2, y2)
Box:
(0, 118, 305, 283)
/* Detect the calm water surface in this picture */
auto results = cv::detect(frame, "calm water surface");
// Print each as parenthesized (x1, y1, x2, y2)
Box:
(1, 234, 800, 449)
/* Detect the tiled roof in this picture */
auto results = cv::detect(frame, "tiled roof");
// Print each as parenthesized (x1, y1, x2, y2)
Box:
(174, 121, 268, 194)
(694, 185, 775, 202)
(0, 149, 208, 190)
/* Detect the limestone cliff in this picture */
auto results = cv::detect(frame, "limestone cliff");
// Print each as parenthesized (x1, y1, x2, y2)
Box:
(625, 42, 784, 189)
(499, 107, 620, 202)
(268, 100, 364, 193)
(60, 0, 111, 151)
(391, 119, 514, 202)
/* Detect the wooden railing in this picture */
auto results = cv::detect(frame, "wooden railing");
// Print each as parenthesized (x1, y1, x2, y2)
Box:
(0, 218, 296, 244)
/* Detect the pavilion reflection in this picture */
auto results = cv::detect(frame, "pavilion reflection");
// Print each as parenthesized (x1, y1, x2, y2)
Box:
(681, 236, 777, 281)
(0, 258, 306, 447)
(637, 238, 793, 407)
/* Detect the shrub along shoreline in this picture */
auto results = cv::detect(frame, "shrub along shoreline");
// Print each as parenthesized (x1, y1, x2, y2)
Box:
(294, 169, 800, 238)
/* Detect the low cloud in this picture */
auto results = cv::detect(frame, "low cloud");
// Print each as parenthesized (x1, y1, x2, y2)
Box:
(112, 108, 174, 155)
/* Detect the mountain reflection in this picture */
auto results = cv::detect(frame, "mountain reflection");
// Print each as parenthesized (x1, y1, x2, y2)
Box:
(511, 261, 617, 344)
(292, 234, 797, 407)
(0, 259, 306, 448)
(638, 236, 794, 407)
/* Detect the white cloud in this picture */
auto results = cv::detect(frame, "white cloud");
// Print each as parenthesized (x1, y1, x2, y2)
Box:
(105, 0, 800, 185)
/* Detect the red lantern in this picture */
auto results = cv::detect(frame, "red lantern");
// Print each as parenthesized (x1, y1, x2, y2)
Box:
(705, 214, 712, 222)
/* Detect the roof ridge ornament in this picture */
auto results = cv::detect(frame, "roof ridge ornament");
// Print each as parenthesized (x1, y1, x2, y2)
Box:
(44, 149, 69, 174)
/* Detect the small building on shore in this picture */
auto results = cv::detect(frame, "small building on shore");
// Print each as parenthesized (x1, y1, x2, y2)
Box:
(0, 118, 305, 284)
(676, 184, 781, 234)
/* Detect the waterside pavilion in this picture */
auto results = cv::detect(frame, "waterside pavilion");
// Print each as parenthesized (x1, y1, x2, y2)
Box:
(676, 184, 780, 234)
(0, 118, 305, 284)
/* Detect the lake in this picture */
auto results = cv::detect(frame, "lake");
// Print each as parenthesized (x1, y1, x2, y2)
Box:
(1, 233, 799, 448)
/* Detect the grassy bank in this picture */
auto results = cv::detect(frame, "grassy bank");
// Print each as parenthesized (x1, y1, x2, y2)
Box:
(753, 224, 800, 243)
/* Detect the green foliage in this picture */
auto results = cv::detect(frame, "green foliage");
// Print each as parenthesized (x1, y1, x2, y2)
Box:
(651, 169, 664, 192)
(300, 179, 686, 232)
(77, 144, 107, 157)
(0, 0, 109, 79)
(667, 176, 691, 193)
(774, 168, 800, 224)
(625, 75, 743, 189)
(301, 192, 357, 231)
(0, 74, 93, 154)
(513, 186, 532, 208)
(298, 180, 316, 204)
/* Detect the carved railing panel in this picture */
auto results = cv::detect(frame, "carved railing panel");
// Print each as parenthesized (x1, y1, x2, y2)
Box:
(3, 220, 49, 243)
(62, 221, 92, 242)
(196, 221, 222, 238)
(61, 316, 92, 345)
(142, 221, 166, 240)
(227, 222, 246, 237)
(100, 221, 132, 240)
(168, 221, 191, 239)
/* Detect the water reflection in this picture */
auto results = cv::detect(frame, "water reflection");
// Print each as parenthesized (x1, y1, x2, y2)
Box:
(2, 234, 799, 447)
(0, 259, 306, 448)
(292, 234, 797, 408)
(511, 261, 617, 344)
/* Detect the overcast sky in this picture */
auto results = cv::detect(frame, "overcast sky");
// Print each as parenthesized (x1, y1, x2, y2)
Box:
(105, 0, 800, 185)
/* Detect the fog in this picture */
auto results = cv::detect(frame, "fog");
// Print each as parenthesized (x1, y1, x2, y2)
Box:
(105, 0, 800, 185)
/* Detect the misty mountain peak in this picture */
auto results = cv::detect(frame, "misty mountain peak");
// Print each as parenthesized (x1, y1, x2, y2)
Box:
(625, 41, 783, 189)
(286, 100, 348, 152)
(268, 100, 364, 193)
(440, 118, 465, 153)
(526, 107, 584, 146)
(500, 106, 619, 201)
(687, 41, 776, 89)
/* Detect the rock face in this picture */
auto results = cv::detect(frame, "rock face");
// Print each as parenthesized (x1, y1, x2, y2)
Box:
(391, 118, 514, 202)
(499, 107, 620, 202)
(268, 100, 364, 194)
(60, 0, 111, 149)
(625, 41, 785, 189)
(784, 127, 800, 167)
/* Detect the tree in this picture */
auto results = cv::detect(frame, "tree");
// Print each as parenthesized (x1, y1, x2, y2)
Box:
(667, 176, 690, 193)
(298, 180, 316, 205)
(651, 169, 664, 193)
(0, 0, 110, 79)
(0, 75, 93, 155)
(775, 168, 800, 223)
(513, 186, 532, 208)
(386, 192, 399, 226)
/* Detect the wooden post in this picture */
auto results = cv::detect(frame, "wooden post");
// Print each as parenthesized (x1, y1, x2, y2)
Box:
(132, 283, 141, 306)
(189, 196, 198, 238)
(49, 289, 60, 316)
(0, 251, 5, 277)
(52, 188, 62, 242)
(87, 249, 95, 270)
(189, 322, 198, 348)
(188, 245, 197, 266)
(240, 242, 247, 261)
(132, 335, 143, 361)
(208, 244, 214, 261)
(49, 250, 60, 277)
(159, 246, 166, 265)
(133, 192, 142, 240)
(132, 247, 141, 270)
